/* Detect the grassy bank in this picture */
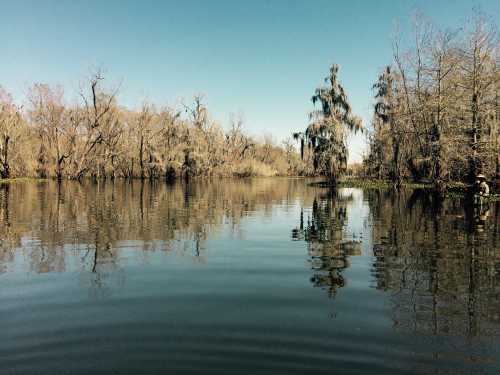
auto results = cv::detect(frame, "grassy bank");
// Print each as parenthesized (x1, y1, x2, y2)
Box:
(334, 178, 500, 201)
(336, 178, 431, 190)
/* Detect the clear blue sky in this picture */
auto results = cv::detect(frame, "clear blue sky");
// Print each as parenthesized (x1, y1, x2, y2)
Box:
(1, 0, 498, 163)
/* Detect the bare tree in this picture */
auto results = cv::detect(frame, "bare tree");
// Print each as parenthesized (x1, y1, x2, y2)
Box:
(73, 70, 120, 179)
(28, 84, 74, 180)
(0, 88, 23, 179)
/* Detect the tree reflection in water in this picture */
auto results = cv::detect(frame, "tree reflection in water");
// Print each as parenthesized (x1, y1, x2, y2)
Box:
(0, 184, 15, 273)
(1, 180, 500, 337)
(0, 178, 315, 291)
(2, 181, 500, 374)
(290, 186, 500, 371)
(369, 188, 500, 342)
(292, 188, 362, 298)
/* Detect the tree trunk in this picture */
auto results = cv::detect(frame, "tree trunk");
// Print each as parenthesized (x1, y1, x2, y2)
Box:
(139, 135, 145, 180)
(433, 59, 444, 188)
(469, 92, 479, 182)
(1, 136, 10, 179)
(392, 137, 401, 186)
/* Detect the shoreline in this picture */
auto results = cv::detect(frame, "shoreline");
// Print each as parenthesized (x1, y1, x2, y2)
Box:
(2, 177, 500, 205)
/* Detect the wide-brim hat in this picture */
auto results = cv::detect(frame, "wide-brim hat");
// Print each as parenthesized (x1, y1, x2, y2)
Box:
(476, 174, 487, 180)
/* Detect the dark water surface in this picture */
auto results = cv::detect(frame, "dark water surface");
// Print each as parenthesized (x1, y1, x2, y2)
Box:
(1, 179, 500, 375)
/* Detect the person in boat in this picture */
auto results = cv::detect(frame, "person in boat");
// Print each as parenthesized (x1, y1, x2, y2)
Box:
(473, 174, 490, 209)
(475, 174, 490, 197)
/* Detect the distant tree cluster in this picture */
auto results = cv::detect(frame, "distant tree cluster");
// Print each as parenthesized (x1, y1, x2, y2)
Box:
(363, 11, 499, 190)
(0, 71, 305, 180)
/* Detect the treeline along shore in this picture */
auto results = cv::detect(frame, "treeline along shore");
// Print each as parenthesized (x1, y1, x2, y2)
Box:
(362, 12, 499, 191)
(0, 78, 308, 181)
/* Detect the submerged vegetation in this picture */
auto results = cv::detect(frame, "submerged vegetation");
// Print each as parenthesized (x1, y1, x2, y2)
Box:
(0, 76, 306, 181)
(363, 11, 499, 192)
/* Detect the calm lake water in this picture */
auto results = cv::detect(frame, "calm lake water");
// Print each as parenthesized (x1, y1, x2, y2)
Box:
(1, 179, 500, 375)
